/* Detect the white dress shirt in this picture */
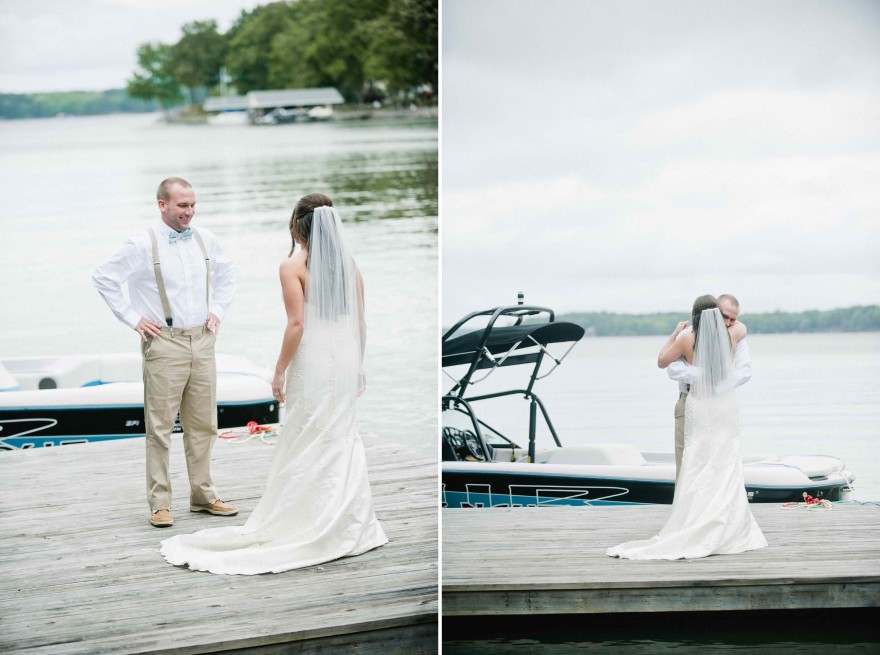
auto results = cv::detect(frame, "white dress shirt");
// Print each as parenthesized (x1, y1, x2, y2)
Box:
(93, 221, 235, 330)
(666, 325, 752, 392)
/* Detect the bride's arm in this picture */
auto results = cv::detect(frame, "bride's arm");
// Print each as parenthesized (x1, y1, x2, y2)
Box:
(727, 321, 747, 355)
(356, 269, 367, 395)
(729, 321, 747, 342)
(658, 321, 694, 368)
(272, 256, 306, 403)
(357, 271, 366, 353)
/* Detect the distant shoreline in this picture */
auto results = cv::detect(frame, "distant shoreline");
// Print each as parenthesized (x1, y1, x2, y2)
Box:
(559, 305, 880, 337)
(444, 305, 880, 337)
(0, 89, 437, 122)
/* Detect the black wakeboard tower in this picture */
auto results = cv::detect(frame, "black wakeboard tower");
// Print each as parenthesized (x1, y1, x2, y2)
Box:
(442, 301, 585, 463)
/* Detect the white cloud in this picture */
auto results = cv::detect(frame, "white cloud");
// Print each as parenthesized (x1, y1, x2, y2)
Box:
(628, 90, 880, 150)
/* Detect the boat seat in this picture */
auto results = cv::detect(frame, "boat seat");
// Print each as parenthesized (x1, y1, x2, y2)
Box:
(777, 454, 845, 479)
(3, 354, 142, 390)
(537, 444, 648, 466)
(741, 453, 777, 465)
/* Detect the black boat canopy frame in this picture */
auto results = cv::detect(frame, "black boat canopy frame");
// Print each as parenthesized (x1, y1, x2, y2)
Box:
(442, 305, 586, 463)
(442, 306, 585, 394)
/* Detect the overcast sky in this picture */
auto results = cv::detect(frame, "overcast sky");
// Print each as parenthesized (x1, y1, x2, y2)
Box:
(0, 0, 264, 93)
(442, 0, 880, 322)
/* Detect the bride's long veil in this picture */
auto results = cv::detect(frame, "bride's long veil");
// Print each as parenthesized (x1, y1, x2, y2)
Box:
(691, 308, 734, 399)
(302, 206, 363, 410)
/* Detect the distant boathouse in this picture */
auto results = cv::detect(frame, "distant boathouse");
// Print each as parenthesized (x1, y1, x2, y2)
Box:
(203, 87, 345, 124)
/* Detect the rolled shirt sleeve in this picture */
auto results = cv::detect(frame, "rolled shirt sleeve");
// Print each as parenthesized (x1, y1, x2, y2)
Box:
(734, 337, 752, 387)
(92, 238, 144, 330)
(205, 230, 235, 322)
(666, 358, 695, 384)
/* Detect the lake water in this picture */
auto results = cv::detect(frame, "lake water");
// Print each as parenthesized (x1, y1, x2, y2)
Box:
(0, 112, 438, 456)
(443, 331, 880, 500)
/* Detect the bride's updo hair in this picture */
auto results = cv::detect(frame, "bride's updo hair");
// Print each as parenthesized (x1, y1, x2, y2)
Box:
(691, 294, 718, 342)
(289, 192, 334, 256)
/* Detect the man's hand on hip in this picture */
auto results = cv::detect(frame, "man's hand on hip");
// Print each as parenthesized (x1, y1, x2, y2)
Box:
(135, 317, 164, 341)
(205, 313, 220, 334)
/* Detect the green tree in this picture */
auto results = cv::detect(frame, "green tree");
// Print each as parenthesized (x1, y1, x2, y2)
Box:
(226, 2, 301, 93)
(127, 43, 183, 110)
(169, 20, 228, 104)
(266, 0, 389, 103)
(363, 0, 438, 99)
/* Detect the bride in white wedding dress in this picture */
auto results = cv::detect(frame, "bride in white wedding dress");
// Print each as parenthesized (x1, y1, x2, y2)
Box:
(161, 194, 388, 574)
(606, 305, 767, 560)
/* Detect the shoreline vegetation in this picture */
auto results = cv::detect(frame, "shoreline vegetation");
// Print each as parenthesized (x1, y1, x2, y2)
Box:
(559, 305, 880, 337)
(0, 90, 158, 120)
(0, 92, 437, 123)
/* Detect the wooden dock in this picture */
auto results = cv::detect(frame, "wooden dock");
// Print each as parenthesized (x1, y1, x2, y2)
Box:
(0, 434, 437, 654)
(443, 504, 880, 616)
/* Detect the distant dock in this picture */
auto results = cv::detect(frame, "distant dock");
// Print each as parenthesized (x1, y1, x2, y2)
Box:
(0, 435, 437, 654)
(443, 504, 880, 616)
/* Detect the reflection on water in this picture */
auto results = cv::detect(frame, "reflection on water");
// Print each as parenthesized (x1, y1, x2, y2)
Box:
(0, 114, 438, 455)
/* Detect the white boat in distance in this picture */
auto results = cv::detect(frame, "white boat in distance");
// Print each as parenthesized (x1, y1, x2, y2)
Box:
(0, 353, 277, 450)
(442, 303, 856, 507)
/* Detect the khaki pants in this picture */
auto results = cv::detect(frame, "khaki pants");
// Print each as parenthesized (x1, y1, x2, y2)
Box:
(142, 326, 218, 511)
(674, 392, 687, 481)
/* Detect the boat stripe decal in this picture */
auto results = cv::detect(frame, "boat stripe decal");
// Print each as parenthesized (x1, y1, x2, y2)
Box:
(0, 400, 273, 411)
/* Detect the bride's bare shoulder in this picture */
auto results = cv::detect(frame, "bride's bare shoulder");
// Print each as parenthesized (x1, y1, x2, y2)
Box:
(280, 251, 307, 273)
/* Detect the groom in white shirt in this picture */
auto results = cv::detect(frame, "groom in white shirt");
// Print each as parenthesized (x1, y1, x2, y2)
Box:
(666, 294, 752, 481)
(93, 177, 238, 527)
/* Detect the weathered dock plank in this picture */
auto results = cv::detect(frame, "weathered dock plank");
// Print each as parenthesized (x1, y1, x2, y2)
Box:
(0, 434, 438, 654)
(443, 504, 880, 615)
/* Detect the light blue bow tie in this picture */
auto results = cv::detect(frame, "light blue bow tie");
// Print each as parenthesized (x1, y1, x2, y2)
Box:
(169, 228, 192, 243)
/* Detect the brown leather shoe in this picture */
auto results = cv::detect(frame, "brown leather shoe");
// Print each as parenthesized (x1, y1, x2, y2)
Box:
(190, 499, 238, 516)
(150, 508, 173, 527)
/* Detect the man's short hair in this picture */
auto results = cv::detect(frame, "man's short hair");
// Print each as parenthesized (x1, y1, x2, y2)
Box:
(718, 293, 739, 308)
(157, 177, 192, 201)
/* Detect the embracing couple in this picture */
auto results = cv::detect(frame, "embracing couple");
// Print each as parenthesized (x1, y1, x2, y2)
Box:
(607, 294, 768, 560)
(93, 178, 387, 575)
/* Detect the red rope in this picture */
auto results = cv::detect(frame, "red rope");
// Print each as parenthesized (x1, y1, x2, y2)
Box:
(783, 492, 830, 508)
(218, 421, 275, 439)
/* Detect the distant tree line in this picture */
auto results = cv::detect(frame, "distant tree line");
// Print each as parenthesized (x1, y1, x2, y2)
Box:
(560, 305, 880, 337)
(128, 0, 437, 109)
(0, 90, 158, 120)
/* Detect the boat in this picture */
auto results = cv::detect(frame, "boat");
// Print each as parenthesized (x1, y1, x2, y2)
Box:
(0, 353, 278, 450)
(257, 106, 334, 125)
(442, 303, 855, 507)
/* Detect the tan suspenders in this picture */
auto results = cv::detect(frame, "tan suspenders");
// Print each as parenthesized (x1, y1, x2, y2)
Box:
(147, 228, 211, 329)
